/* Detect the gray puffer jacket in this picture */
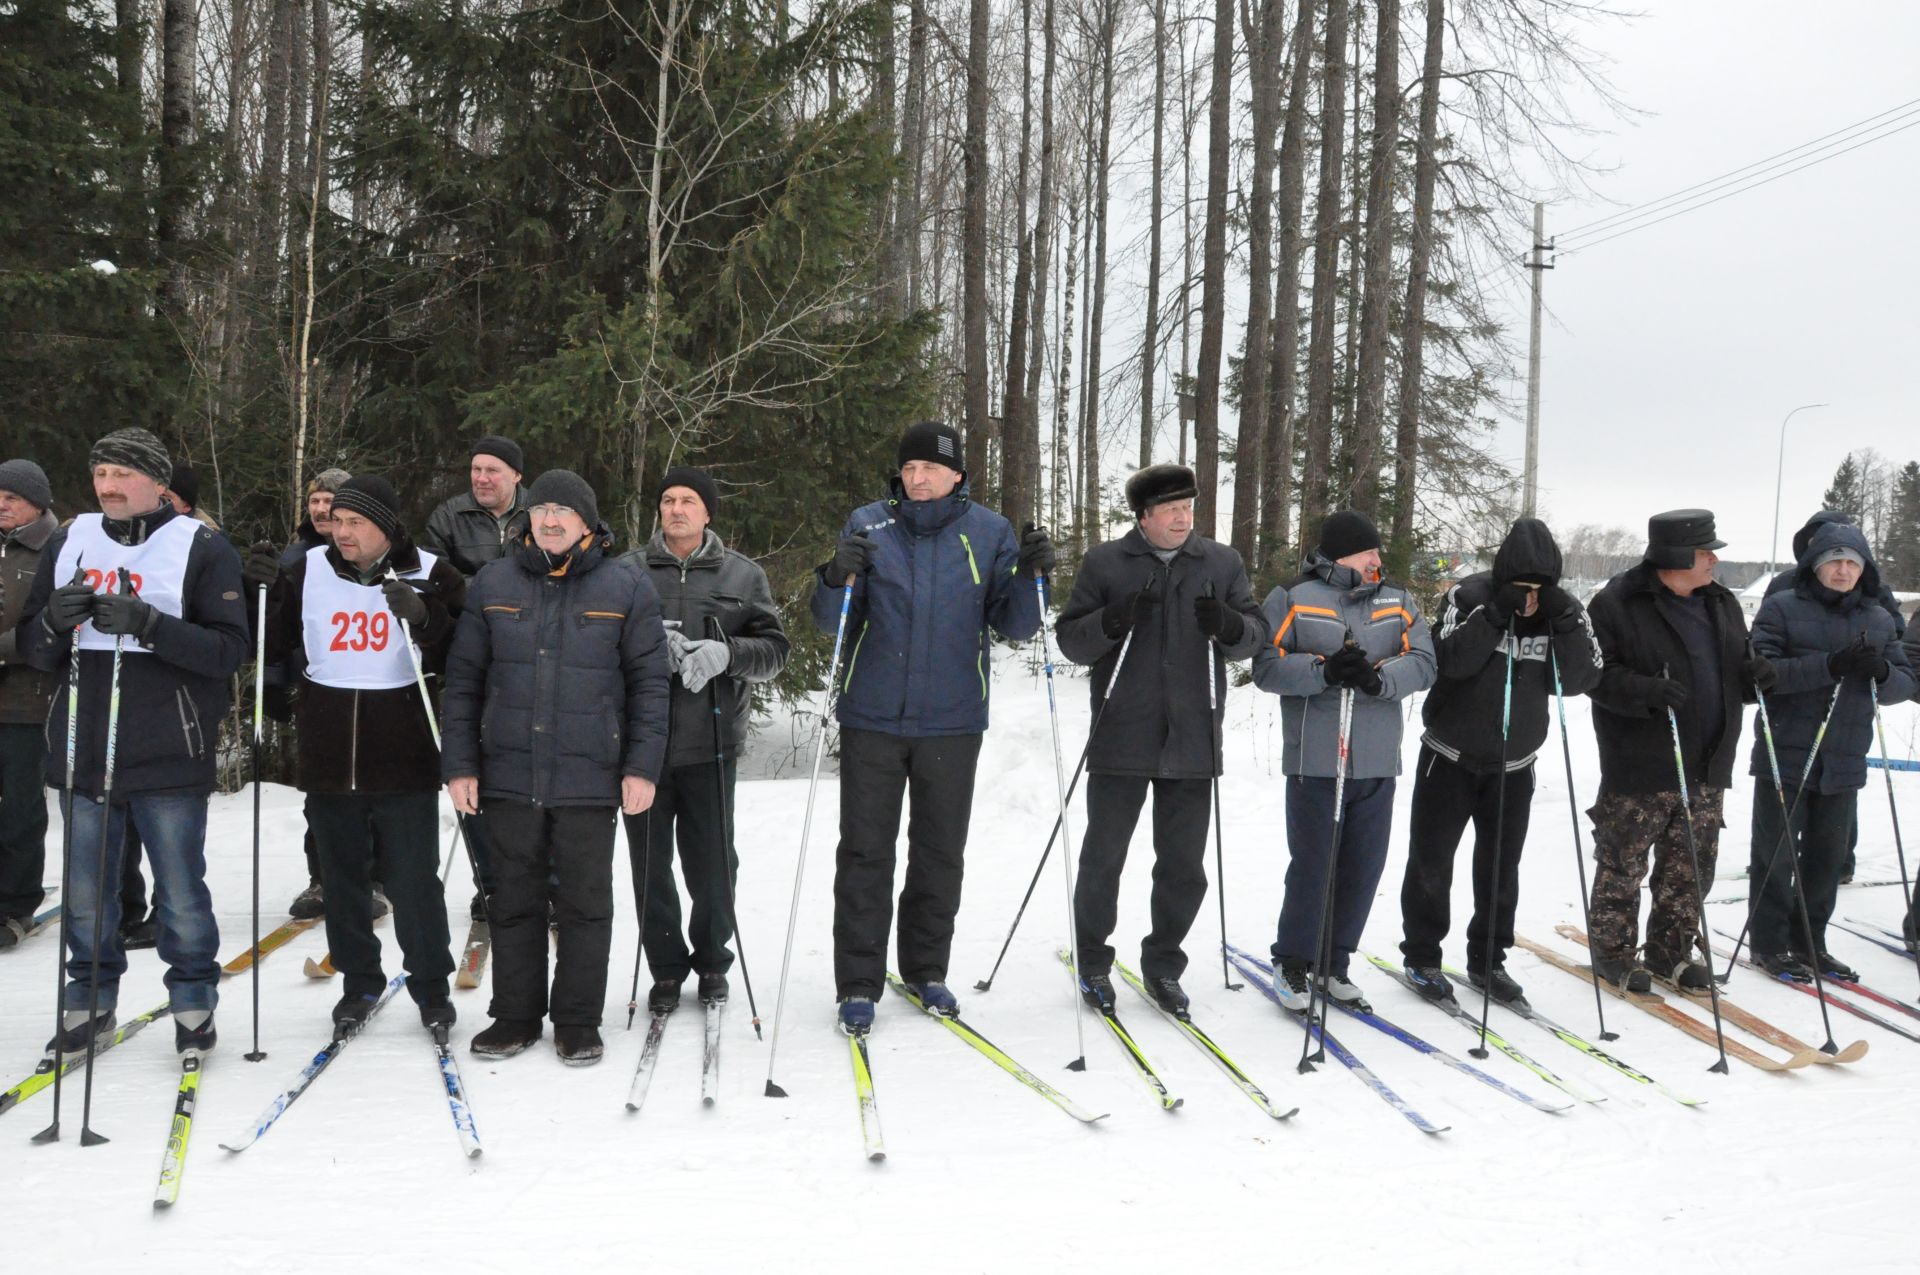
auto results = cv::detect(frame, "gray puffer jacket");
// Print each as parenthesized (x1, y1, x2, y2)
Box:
(1251, 553, 1438, 779)
(1749, 522, 1916, 794)
(421, 488, 531, 580)
(623, 529, 791, 770)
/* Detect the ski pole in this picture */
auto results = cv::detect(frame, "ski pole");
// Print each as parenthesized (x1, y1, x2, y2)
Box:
(764, 572, 858, 1098)
(624, 804, 652, 1032)
(1470, 645, 1514, 1060)
(1031, 568, 1089, 1070)
(1870, 685, 1919, 998)
(1551, 652, 1615, 1041)
(1749, 682, 1839, 1053)
(81, 569, 133, 1145)
(1300, 664, 1356, 1074)
(707, 615, 762, 1038)
(1203, 581, 1239, 992)
(246, 581, 268, 1062)
(33, 564, 87, 1145)
(1718, 682, 1840, 973)
(1662, 671, 1730, 1074)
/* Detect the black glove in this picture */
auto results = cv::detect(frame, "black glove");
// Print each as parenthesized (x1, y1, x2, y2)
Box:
(1536, 584, 1579, 626)
(47, 580, 97, 633)
(381, 578, 429, 627)
(1100, 580, 1160, 640)
(243, 542, 280, 592)
(1193, 594, 1244, 644)
(1484, 582, 1532, 628)
(829, 533, 875, 581)
(1016, 523, 1057, 579)
(1744, 652, 1779, 693)
(1827, 633, 1889, 682)
(1637, 674, 1688, 713)
(92, 589, 160, 642)
(1322, 645, 1384, 695)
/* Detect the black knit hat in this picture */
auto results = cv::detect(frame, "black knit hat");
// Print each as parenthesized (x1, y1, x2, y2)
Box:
(329, 474, 404, 541)
(528, 469, 599, 529)
(1125, 463, 1198, 517)
(0, 459, 53, 512)
(896, 420, 964, 474)
(89, 427, 172, 485)
(470, 435, 525, 474)
(657, 465, 719, 518)
(1317, 510, 1382, 562)
(167, 461, 199, 512)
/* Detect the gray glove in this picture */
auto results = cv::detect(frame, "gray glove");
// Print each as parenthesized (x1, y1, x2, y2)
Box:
(679, 638, 731, 694)
(663, 626, 694, 674)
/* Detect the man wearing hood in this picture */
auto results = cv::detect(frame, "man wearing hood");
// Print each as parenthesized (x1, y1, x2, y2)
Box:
(1396, 519, 1602, 1007)
(1747, 521, 1914, 980)
(622, 465, 790, 1018)
(1054, 464, 1267, 1015)
(1252, 510, 1437, 1010)
(442, 470, 670, 1065)
(264, 474, 466, 1038)
(1585, 510, 1775, 993)
(811, 420, 1053, 1032)
(0, 459, 61, 949)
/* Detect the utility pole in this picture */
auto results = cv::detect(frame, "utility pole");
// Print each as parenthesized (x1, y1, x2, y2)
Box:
(1521, 202, 1553, 517)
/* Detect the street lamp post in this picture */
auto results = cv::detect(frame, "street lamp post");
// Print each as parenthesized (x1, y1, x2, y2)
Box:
(1769, 402, 1828, 576)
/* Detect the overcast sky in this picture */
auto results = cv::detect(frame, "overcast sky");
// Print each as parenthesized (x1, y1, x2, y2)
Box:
(1495, 0, 1920, 566)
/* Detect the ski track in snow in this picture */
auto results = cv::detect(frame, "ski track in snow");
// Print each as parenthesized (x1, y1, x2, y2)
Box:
(3, 647, 1916, 1272)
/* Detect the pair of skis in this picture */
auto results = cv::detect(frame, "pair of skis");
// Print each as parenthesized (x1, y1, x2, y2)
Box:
(626, 992, 727, 1114)
(1708, 926, 1920, 1045)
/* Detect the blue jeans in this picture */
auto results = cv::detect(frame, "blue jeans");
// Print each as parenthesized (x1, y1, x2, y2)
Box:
(62, 793, 219, 1013)
(1272, 775, 1396, 975)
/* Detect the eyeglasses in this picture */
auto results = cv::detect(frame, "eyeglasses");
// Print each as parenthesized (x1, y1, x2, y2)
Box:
(528, 504, 578, 519)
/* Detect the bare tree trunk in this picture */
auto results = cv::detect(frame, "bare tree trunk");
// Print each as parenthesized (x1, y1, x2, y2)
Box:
(1259, 0, 1314, 574)
(1073, 119, 1095, 543)
(352, 9, 371, 226)
(900, 0, 928, 311)
(1022, 0, 1059, 530)
(116, 0, 143, 97)
(874, 2, 900, 310)
(284, 0, 311, 269)
(1177, 19, 1196, 469)
(1081, 0, 1117, 540)
(1000, 0, 1037, 530)
(1192, 0, 1233, 538)
(157, 0, 200, 317)
(1347, 0, 1397, 508)
(310, 0, 332, 237)
(1139, 0, 1167, 472)
(1299, 0, 1350, 543)
(962, 0, 993, 487)
(1228, 0, 1284, 563)
(1390, 0, 1444, 556)
(1056, 188, 1081, 536)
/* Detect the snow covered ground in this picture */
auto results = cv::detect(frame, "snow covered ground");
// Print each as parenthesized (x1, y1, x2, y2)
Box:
(5, 647, 1917, 1274)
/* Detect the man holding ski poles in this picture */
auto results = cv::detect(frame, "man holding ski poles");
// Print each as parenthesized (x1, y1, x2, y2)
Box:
(1747, 520, 1914, 979)
(21, 428, 247, 1056)
(1054, 463, 1265, 1014)
(1252, 510, 1436, 1010)
(1396, 518, 1602, 1007)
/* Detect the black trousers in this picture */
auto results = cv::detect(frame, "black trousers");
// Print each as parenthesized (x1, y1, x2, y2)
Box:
(625, 759, 737, 983)
(1748, 781, 1855, 958)
(307, 791, 453, 1004)
(833, 728, 983, 999)
(0, 722, 49, 919)
(486, 800, 616, 1026)
(1399, 745, 1535, 970)
(1073, 773, 1212, 980)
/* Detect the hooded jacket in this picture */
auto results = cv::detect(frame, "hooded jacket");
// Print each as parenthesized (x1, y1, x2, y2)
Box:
(441, 527, 670, 806)
(0, 508, 60, 724)
(264, 533, 466, 794)
(1749, 521, 1916, 793)
(624, 528, 791, 770)
(1763, 511, 1906, 638)
(1054, 526, 1267, 779)
(21, 506, 248, 799)
(1421, 519, 1603, 774)
(809, 479, 1041, 738)
(1251, 553, 1438, 779)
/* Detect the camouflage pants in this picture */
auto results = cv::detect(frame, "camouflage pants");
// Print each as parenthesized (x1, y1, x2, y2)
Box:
(1586, 786, 1724, 970)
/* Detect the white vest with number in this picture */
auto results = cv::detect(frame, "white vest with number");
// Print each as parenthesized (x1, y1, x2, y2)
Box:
(53, 513, 199, 653)
(300, 547, 437, 690)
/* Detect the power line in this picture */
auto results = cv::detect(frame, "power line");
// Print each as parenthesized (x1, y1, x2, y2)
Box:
(1558, 95, 1920, 242)
(1557, 114, 1920, 257)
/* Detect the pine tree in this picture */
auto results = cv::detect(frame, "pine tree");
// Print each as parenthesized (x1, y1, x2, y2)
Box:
(1881, 460, 1920, 591)
(1821, 453, 1864, 520)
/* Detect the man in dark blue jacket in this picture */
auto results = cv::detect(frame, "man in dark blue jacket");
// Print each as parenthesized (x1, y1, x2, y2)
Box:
(811, 420, 1053, 1031)
(1747, 521, 1915, 980)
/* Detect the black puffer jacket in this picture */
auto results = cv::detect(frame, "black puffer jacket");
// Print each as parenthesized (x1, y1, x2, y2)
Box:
(1421, 519, 1602, 774)
(1587, 560, 1755, 796)
(1749, 522, 1916, 793)
(624, 529, 790, 770)
(0, 509, 60, 724)
(441, 527, 670, 806)
(1054, 528, 1266, 779)
(421, 488, 531, 579)
(264, 535, 466, 794)
(21, 507, 248, 799)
